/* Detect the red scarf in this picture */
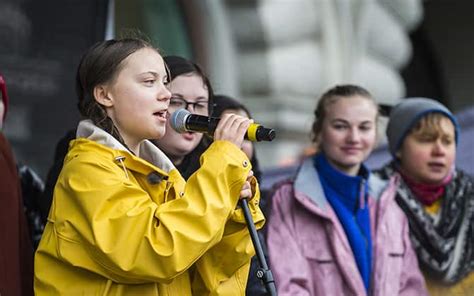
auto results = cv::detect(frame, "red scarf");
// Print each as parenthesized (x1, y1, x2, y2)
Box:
(399, 170, 453, 206)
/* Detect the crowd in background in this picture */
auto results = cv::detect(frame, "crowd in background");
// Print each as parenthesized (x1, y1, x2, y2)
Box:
(1, 36, 473, 295)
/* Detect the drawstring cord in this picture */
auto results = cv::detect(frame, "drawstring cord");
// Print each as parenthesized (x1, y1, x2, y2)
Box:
(114, 156, 129, 180)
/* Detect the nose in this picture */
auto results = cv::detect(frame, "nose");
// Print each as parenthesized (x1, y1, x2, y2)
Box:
(432, 139, 446, 156)
(348, 127, 361, 143)
(185, 103, 194, 113)
(159, 85, 172, 102)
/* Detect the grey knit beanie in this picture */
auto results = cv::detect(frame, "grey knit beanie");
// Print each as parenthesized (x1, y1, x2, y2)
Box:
(386, 97, 459, 157)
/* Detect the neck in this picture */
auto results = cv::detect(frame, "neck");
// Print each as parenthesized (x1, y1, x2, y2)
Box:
(327, 159, 360, 176)
(398, 168, 452, 206)
(127, 142, 140, 157)
(121, 135, 141, 156)
(170, 154, 184, 166)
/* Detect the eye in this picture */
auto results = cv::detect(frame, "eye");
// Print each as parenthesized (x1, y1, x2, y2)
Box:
(360, 125, 372, 132)
(417, 134, 436, 142)
(144, 78, 156, 86)
(442, 137, 454, 145)
(170, 98, 185, 107)
(333, 124, 347, 130)
(195, 101, 208, 110)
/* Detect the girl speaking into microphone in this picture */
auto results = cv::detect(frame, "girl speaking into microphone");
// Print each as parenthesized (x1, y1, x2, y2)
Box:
(34, 37, 264, 295)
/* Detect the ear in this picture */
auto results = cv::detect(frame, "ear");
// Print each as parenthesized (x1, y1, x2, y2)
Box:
(93, 85, 113, 107)
(316, 133, 322, 146)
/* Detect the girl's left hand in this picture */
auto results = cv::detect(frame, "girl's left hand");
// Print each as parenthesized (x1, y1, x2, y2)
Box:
(239, 170, 254, 199)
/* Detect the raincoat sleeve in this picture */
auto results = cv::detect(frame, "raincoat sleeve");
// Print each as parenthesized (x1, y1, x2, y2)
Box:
(51, 140, 253, 284)
(190, 170, 265, 295)
(266, 183, 313, 296)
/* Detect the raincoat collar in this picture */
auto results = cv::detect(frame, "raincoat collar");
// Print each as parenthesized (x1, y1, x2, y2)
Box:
(294, 157, 387, 211)
(76, 119, 175, 174)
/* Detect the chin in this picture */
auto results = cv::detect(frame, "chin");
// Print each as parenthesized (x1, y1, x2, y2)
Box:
(150, 130, 166, 140)
(340, 157, 364, 166)
(423, 174, 447, 184)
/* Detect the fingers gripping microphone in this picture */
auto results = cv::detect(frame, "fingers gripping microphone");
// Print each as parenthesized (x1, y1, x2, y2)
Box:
(170, 109, 275, 142)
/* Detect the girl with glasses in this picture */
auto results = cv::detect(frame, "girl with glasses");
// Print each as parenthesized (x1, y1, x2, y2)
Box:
(152, 56, 213, 179)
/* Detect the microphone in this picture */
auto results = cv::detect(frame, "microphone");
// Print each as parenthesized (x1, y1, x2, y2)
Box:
(170, 109, 275, 142)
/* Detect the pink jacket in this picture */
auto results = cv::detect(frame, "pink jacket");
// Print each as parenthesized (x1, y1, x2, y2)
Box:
(267, 159, 427, 296)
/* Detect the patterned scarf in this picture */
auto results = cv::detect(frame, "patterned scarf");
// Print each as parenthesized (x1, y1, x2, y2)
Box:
(399, 170, 452, 206)
(377, 163, 474, 283)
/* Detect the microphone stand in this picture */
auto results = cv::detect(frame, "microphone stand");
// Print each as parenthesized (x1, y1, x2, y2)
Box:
(240, 199, 277, 296)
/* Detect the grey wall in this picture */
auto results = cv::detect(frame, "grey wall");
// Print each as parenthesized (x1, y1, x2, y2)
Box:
(0, 0, 108, 179)
(423, 1, 474, 111)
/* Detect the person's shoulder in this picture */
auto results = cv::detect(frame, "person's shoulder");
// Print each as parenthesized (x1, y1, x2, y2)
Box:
(61, 139, 123, 177)
(454, 168, 474, 182)
(372, 161, 396, 180)
(273, 177, 295, 189)
(0, 132, 17, 173)
(452, 169, 474, 194)
(0, 131, 13, 154)
(268, 177, 296, 203)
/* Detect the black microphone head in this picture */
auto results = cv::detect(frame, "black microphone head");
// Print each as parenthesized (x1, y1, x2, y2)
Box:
(170, 109, 191, 133)
(256, 126, 276, 141)
(265, 128, 276, 141)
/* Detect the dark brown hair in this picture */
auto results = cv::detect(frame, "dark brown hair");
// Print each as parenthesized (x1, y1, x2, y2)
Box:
(76, 38, 157, 145)
(163, 55, 214, 115)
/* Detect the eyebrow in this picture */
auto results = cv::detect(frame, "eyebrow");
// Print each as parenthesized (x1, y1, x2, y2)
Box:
(140, 71, 168, 79)
(140, 71, 158, 77)
(331, 119, 349, 124)
(171, 93, 208, 101)
(330, 119, 373, 125)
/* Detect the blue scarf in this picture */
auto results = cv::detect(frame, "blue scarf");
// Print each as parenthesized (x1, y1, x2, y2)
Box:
(314, 153, 372, 292)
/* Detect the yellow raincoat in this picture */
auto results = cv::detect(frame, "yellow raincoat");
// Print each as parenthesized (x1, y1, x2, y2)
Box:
(34, 120, 265, 295)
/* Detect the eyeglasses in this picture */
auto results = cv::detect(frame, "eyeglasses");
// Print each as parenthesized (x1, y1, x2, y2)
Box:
(169, 96, 209, 115)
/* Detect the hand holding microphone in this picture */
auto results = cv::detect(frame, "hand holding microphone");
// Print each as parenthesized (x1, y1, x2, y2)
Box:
(240, 170, 254, 199)
(170, 109, 276, 142)
(214, 112, 253, 148)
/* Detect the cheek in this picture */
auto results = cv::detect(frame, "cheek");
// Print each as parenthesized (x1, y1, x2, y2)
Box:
(241, 142, 254, 159)
(402, 148, 430, 166)
(160, 126, 181, 143)
(362, 132, 377, 148)
(446, 146, 457, 164)
(193, 133, 204, 144)
(320, 130, 340, 147)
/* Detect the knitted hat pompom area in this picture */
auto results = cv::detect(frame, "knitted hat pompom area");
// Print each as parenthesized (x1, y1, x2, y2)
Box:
(386, 97, 459, 157)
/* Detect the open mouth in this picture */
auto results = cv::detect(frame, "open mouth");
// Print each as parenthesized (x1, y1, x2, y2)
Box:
(428, 162, 445, 170)
(154, 110, 167, 119)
